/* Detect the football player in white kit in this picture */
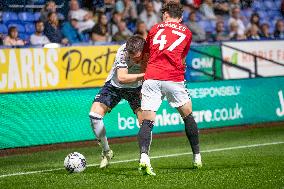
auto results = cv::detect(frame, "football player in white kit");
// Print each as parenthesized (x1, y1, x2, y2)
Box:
(89, 35, 146, 168)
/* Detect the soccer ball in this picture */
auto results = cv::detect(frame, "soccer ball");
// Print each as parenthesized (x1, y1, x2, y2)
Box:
(64, 152, 87, 173)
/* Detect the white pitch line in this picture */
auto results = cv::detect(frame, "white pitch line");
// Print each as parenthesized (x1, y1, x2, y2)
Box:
(0, 141, 283, 178)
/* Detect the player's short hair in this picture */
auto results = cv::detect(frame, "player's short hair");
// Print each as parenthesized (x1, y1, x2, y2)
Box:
(126, 35, 145, 54)
(161, 1, 183, 19)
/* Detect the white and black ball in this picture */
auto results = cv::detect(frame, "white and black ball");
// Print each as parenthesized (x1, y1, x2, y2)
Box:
(64, 152, 86, 173)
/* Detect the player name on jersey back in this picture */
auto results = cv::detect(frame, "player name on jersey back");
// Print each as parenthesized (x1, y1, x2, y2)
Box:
(157, 22, 187, 32)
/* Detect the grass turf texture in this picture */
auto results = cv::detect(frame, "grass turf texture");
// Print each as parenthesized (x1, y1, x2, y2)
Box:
(0, 126, 283, 189)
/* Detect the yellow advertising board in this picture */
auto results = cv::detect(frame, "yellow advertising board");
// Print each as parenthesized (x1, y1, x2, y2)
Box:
(0, 45, 120, 93)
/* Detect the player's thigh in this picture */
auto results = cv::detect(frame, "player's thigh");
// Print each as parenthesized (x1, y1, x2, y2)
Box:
(162, 81, 191, 114)
(141, 80, 163, 112)
(91, 82, 122, 115)
(123, 86, 142, 115)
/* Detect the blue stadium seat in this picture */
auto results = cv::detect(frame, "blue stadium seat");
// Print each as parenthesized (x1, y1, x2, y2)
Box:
(0, 24, 8, 34)
(258, 11, 268, 20)
(18, 12, 35, 23)
(195, 12, 203, 22)
(25, 23, 35, 34)
(252, 1, 264, 11)
(2, 12, 19, 24)
(268, 11, 282, 20)
(8, 23, 25, 33)
(34, 12, 41, 21)
(264, 1, 277, 10)
(275, 0, 282, 8)
(19, 33, 30, 41)
(33, 0, 46, 5)
(198, 20, 213, 33)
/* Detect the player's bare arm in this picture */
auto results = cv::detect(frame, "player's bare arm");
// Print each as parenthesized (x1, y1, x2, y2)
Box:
(117, 68, 145, 84)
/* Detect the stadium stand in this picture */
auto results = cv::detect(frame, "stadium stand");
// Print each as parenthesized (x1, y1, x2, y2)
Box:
(0, 0, 283, 46)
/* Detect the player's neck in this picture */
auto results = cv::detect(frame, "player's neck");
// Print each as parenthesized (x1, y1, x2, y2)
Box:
(164, 18, 180, 23)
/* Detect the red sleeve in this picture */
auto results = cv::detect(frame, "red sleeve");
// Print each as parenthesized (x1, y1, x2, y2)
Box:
(143, 30, 151, 54)
(182, 31, 192, 58)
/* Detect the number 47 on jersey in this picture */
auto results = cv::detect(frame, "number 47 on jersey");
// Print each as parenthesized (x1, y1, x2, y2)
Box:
(153, 29, 186, 51)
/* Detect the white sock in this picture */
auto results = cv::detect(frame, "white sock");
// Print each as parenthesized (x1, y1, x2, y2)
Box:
(193, 153, 202, 163)
(89, 112, 110, 152)
(140, 153, 151, 166)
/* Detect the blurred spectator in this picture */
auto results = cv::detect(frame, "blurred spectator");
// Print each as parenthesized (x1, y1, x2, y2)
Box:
(40, 1, 57, 23)
(213, 0, 229, 16)
(211, 21, 230, 41)
(153, 0, 162, 13)
(229, 0, 241, 11)
(115, 0, 138, 22)
(274, 20, 284, 39)
(240, 0, 252, 9)
(91, 14, 110, 42)
(0, 35, 3, 46)
(260, 23, 273, 39)
(30, 20, 50, 46)
(185, 12, 206, 42)
(3, 26, 25, 46)
(228, 7, 246, 35)
(110, 11, 122, 36)
(134, 20, 148, 39)
(44, 12, 68, 45)
(281, 0, 284, 16)
(247, 13, 260, 29)
(200, 0, 216, 20)
(246, 24, 260, 40)
(136, 0, 148, 15)
(112, 21, 133, 42)
(62, 18, 85, 44)
(139, 2, 160, 31)
(183, 0, 202, 8)
(69, 0, 95, 33)
(229, 21, 246, 40)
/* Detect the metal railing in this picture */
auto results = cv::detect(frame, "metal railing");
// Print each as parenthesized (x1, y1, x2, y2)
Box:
(189, 47, 256, 80)
(221, 43, 284, 77)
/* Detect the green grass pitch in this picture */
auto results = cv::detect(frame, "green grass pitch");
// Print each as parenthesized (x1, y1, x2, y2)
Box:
(0, 125, 284, 188)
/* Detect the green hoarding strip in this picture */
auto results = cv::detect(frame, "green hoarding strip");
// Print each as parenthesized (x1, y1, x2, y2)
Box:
(1, 77, 284, 149)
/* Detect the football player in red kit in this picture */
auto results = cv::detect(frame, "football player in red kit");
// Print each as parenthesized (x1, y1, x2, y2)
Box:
(138, 1, 202, 176)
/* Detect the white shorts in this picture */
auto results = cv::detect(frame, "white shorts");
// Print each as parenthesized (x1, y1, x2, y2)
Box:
(141, 79, 191, 112)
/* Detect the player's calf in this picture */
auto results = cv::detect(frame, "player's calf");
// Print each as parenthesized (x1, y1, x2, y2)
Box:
(89, 112, 113, 168)
(183, 113, 202, 168)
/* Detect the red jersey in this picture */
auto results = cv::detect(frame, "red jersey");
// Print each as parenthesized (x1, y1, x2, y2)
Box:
(144, 21, 192, 82)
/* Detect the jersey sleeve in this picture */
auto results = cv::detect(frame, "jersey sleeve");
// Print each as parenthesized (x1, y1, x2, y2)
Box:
(114, 45, 128, 69)
(143, 30, 152, 54)
(182, 31, 192, 58)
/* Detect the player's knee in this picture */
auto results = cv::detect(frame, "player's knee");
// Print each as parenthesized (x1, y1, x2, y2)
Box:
(89, 112, 103, 119)
(89, 112, 103, 125)
(89, 112, 106, 138)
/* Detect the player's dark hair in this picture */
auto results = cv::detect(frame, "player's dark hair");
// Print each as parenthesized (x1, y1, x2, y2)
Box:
(161, 1, 183, 19)
(126, 35, 145, 54)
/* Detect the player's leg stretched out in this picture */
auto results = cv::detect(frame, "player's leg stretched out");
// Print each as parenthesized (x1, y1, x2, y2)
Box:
(89, 35, 146, 169)
(89, 101, 114, 169)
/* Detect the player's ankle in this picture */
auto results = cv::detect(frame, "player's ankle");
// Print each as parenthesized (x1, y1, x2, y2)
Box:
(140, 153, 151, 166)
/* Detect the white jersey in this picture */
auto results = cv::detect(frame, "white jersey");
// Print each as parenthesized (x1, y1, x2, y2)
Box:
(106, 44, 142, 88)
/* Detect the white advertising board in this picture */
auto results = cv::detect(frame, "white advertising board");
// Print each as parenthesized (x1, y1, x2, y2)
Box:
(221, 40, 284, 79)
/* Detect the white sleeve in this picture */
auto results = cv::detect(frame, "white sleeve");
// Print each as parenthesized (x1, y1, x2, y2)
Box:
(114, 44, 128, 69)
